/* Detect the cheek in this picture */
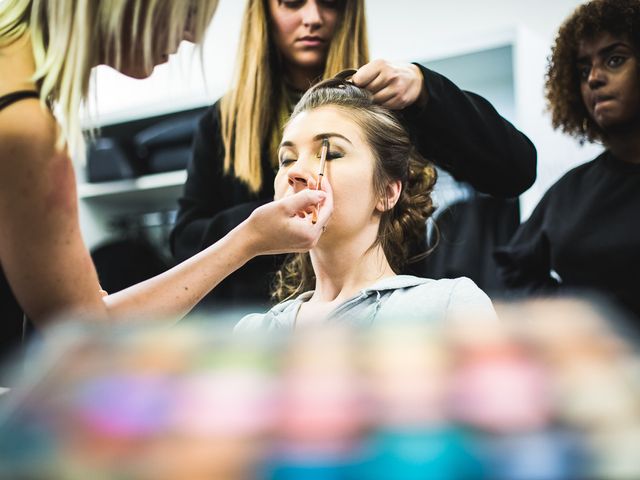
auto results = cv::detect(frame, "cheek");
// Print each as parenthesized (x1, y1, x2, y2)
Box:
(580, 83, 592, 110)
(324, 11, 340, 37)
(328, 168, 376, 219)
(624, 74, 640, 105)
(271, 13, 299, 45)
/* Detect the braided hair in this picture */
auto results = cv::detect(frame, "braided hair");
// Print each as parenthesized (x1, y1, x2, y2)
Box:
(272, 71, 437, 302)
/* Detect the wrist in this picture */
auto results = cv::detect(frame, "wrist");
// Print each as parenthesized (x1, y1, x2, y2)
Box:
(410, 63, 428, 109)
(230, 217, 263, 261)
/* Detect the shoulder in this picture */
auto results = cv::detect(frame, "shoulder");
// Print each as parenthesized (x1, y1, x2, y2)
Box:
(197, 99, 223, 131)
(552, 154, 604, 187)
(382, 276, 496, 322)
(0, 102, 76, 214)
(397, 276, 485, 301)
(234, 297, 301, 333)
(0, 98, 57, 157)
(234, 312, 269, 333)
(0, 100, 62, 181)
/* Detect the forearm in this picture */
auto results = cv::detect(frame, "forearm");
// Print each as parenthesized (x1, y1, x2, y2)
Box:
(105, 222, 257, 322)
(104, 186, 331, 322)
(405, 65, 537, 196)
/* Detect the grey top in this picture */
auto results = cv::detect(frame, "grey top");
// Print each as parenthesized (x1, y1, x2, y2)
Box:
(235, 275, 496, 332)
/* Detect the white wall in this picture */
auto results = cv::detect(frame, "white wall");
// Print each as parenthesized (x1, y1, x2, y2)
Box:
(86, 0, 604, 217)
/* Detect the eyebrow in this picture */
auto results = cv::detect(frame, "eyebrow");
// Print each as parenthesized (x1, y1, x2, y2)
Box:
(279, 132, 353, 149)
(577, 42, 632, 63)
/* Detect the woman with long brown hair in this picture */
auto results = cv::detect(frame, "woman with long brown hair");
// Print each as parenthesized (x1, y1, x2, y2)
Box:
(171, 0, 537, 307)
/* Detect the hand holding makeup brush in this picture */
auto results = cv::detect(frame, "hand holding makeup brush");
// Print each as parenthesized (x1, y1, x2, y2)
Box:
(245, 177, 333, 255)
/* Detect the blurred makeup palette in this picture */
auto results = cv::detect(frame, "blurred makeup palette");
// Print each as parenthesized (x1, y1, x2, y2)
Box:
(0, 298, 639, 479)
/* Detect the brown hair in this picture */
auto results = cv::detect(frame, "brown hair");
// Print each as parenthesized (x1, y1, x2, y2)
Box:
(220, 0, 369, 194)
(272, 71, 437, 302)
(546, 0, 640, 143)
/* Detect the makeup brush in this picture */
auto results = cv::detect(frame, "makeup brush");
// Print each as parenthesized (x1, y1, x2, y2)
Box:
(311, 138, 329, 225)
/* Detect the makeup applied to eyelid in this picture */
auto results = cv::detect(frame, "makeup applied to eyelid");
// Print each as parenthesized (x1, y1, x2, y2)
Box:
(279, 132, 352, 149)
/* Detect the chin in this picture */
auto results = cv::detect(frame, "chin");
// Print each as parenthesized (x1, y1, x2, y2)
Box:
(117, 62, 156, 80)
(292, 54, 327, 71)
(595, 116, 631, 133)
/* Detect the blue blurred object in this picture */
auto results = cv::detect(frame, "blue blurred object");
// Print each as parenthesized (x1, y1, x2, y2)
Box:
(354, 426, 483, 480)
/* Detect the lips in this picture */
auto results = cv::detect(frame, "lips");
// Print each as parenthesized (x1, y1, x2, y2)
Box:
(297, 36, 325, 47)
(593, 94, 615, 108)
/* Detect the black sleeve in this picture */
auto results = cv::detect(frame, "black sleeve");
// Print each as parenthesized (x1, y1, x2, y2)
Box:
(169, 102, 262, 263)
(493, 190, 558, 292)
(401, 64, 537, 198)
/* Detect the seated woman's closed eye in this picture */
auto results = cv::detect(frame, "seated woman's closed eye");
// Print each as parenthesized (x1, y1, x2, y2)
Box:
(236, 74, 497, 331)
(275, 107, 387, 240)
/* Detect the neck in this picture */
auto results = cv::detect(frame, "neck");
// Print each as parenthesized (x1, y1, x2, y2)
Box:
(283, 62, 323, 91)
(605, 121, 640, 164)
(0, 34, 37, 94)
(308, 224, 396, 303)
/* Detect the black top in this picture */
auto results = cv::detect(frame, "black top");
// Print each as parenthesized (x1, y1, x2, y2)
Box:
(0, 90, 39, 378)
(170, 65, 537, 308)
(495, 151, 640, 319)
(0, 90, 39, 110)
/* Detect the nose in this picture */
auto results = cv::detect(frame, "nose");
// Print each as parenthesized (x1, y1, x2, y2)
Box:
(183, 29, 195, 43)
(587, 65, 606, 90)
(287, 159, 315, 192)
(301, 0, 323, 29)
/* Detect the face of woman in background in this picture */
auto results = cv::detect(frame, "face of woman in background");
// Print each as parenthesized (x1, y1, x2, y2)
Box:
(275, 106, 383, 243)
(578, 32, 640, 132)
(268, 0, 341, 76)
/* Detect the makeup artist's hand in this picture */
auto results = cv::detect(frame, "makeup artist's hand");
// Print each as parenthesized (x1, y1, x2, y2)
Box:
(244, 179, 334, 256)
(353, 60, 427, 110)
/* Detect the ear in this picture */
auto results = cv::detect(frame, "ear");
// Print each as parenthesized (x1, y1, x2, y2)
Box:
(375, 180, 402, 212)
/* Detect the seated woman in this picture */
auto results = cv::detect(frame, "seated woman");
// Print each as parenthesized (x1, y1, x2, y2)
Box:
(237, 72, 496, 330)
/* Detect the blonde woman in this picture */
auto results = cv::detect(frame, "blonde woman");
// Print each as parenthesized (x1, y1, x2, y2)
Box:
(171, 0, 538, 307)
(0, 0, 333, 376)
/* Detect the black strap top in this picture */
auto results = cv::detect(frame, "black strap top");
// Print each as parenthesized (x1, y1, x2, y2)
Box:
(0, 90, 39, 112)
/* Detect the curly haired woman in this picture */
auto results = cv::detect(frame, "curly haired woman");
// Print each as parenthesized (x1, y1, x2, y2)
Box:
(236, 73, 496, 331)
(495, 0, 640, 320)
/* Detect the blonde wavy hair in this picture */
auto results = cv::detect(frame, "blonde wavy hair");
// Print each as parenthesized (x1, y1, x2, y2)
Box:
(0, 0, 219, 156)
(272, 73, 437, 303)
(220, 0, 369, 194)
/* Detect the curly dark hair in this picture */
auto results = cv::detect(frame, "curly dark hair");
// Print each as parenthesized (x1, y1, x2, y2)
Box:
(546, 0, 640, 143)
(272, 71, 437, 303)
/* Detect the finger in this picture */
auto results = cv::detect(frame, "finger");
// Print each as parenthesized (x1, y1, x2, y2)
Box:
(281, 189, 327, 215)
(352, 60, 384, 88)
(362, 71, 391, 95)
(99, 289, 108, 297)
(381, 96, 407, 110)
(372, 87, 398, 106)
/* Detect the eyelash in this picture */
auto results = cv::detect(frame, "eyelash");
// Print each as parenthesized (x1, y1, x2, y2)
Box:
(279, 0, 339, 9)
(279, 151, 343, 167)
(578, 55, 628, 79)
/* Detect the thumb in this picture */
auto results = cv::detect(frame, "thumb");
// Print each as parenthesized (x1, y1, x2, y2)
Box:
(281, 189, 326, 215)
